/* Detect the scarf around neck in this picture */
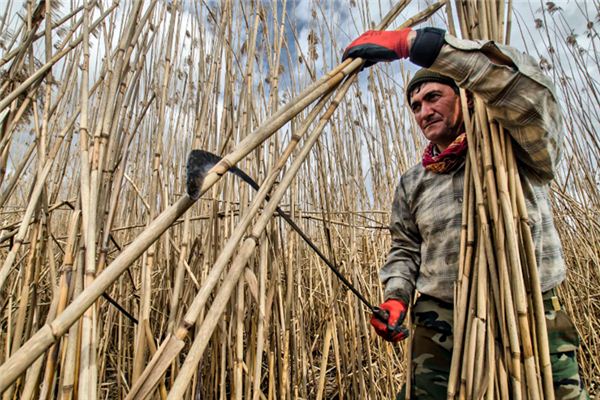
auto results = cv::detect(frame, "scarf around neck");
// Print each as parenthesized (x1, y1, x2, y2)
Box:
(422, 133, 467, 174)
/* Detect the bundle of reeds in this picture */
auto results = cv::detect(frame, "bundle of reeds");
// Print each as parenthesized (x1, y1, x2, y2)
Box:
(447, 0, 556, 398)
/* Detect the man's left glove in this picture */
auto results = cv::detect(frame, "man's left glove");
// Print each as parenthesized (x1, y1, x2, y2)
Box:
(370, 299, 409, 342)
(342, 28, 413, 67)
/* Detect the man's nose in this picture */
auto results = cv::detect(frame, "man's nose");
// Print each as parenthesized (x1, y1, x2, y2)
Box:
(420, 102, 435, 119)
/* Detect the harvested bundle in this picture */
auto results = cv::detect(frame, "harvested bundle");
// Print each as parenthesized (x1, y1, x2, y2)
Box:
(449, 1, 556, 398)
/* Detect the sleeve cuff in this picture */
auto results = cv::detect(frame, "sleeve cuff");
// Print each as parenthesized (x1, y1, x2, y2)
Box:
(383, 278, 413, 304)
(409, 27, 446, 68)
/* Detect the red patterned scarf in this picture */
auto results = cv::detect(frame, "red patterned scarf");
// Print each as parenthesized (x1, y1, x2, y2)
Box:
(422, 133, 467, 173)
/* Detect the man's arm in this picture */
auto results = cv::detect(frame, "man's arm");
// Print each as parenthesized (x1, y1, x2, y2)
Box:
(416, 31, 563, 181)
(343, 28, 563, 181)
(380, 179, 421, 304)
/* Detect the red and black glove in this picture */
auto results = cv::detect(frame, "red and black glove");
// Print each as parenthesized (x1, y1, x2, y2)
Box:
(370, 299, 409, 342)
(342, 28, 413, 67)
(343, 27, 447, 69)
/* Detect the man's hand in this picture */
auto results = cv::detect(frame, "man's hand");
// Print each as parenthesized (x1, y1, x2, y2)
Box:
(370, 299, 409, 342)
(342, 28, 415, 67)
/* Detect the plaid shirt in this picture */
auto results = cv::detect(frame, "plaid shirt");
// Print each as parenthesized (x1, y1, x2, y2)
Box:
(381, 35, 565, 304)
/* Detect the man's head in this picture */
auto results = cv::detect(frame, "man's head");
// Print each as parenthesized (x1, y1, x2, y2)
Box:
(406, 69, 464, 151)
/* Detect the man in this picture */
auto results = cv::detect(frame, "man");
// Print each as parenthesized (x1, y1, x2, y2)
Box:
(342, 27, 588, 399)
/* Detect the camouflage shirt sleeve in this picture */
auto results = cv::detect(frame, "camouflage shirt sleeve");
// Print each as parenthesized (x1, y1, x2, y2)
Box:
(429, 34, 563, 181)
(380, 177, 421, 303)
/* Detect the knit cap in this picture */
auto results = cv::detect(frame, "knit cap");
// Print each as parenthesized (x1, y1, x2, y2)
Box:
(406, 68, 458, 103)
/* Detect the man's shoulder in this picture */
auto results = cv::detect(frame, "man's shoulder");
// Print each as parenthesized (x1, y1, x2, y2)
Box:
(392, 163, 427, 202)
(398, 162, 426, 188)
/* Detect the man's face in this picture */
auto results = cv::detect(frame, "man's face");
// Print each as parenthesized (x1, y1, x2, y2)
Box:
(409, 82, 463, 151)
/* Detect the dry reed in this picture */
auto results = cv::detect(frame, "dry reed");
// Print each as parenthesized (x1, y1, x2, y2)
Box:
(0, 0, 597, 398)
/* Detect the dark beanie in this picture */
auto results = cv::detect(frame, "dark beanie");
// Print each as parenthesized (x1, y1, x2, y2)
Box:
(406, 69, 458, 103)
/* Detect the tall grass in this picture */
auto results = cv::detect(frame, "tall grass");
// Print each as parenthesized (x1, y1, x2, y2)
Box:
(0, 0, 597, 398)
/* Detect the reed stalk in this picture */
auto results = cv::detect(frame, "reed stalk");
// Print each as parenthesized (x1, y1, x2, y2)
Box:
(0, 1, 596, 398)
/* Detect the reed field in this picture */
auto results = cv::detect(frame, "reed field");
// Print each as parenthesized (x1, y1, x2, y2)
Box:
(0, 0, 598, 399)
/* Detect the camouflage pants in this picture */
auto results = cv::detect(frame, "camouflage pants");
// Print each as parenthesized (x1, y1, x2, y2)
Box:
(398, 291, 589, 400)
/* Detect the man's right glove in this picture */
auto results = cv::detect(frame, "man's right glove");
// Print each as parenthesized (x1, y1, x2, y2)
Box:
(370, 299, 409, 342)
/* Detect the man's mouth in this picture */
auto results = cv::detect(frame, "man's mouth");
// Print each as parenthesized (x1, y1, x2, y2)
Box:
(424, 120, 441, 129)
